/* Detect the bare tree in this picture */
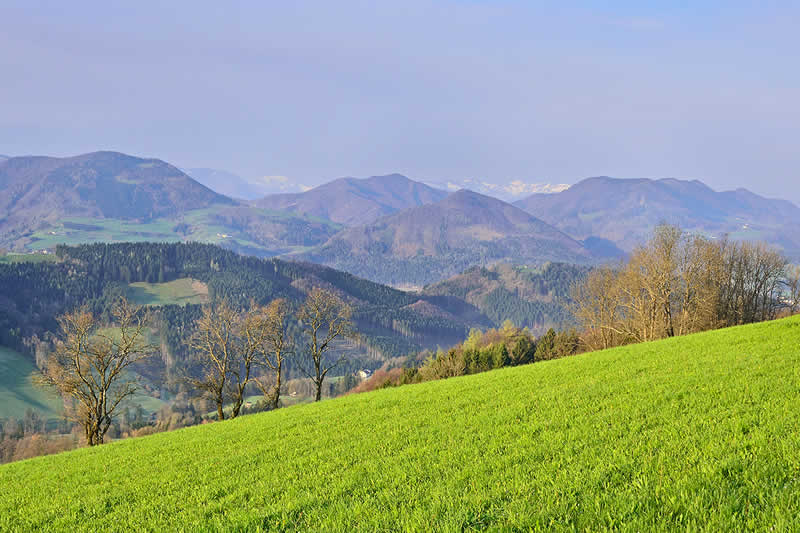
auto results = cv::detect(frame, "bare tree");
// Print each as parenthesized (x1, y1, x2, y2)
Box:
(188, 300, 274, 420)
(571, 266, 623, 350)
(188, 300, 237, 421)
(38, 298, 156, 446)
(572, 225, 790, 351)
(297, 289, 354, 402)
(253, 299, 293, 409)
(787, 266, 800, 315)
(717, 241, 787, 325)
(675, 235, 722, 335)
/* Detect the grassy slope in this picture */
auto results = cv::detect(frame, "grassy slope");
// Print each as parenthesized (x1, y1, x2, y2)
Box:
(125, 278, 209, 306)
(22, 207, 341, 255)
(2, 317, 800, 530)
(0, 347, 62, 421)
(0, 252, 58, 264)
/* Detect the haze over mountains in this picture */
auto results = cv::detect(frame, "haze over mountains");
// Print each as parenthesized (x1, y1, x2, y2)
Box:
(182, 168, 271, 200)
(2, 149, 799, 286)
(514, 176, 800, 257)
(422, 178, 570, 202)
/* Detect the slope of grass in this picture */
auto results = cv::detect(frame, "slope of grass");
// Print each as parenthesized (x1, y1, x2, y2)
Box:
(125, 278, 209, 306)
(2, 317, 800, 530)
(21, 207, 342, 256)
(0, 347, 62, 421)
(0, 252, 58, 264)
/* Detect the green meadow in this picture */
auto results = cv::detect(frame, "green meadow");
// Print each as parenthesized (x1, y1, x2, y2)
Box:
(0, 347, 62, 421)
(22, 207, 342, 255)
(0, 252, 58, 264)
(2, 316, 800, 531)
(125, 278, 209, 306)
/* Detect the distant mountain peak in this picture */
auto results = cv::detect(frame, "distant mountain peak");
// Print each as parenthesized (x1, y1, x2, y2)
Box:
(363, 173, 410, 181)
(256, 173, 448, 226)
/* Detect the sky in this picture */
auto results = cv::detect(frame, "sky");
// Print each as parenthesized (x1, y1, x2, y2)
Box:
(1, 1, 799, 202)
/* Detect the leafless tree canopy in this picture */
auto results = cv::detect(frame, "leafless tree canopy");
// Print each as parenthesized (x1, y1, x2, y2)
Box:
(188, 298, 298, 420)
(38, 298, 156, 446)
(787, 266, 800, 315)
(253, 298, 294, 410)
(296, 288, 354, 402)
(189, 299, 274, 420)
(572, 225, 789, 349)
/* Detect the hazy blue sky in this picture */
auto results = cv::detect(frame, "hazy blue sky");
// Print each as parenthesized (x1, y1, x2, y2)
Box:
(1, 1, 798, 201)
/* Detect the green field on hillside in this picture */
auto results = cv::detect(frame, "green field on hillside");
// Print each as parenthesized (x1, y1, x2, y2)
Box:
(125, 278, 209, 306)
(27, 216, 181, 249)
(21, 207, 342, 256)
(2, 317, 800, 530)
(0, 347, 62, 421)
(0, 252, 58, 264)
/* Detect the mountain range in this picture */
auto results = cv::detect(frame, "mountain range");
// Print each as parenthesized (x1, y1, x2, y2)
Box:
(298, 189, 593, 286)
(515, 176, 800, 256)
(3, 150, 799, 288)
(0, 152, 344, 255)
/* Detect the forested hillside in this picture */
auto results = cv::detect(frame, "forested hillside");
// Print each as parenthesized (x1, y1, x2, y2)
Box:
(0, 243, 490, 369)
(422, 262, 589, 333)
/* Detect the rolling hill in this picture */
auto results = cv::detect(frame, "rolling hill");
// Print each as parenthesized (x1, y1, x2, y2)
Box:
(255, 173, 448, 226)
(0, 151, 233, 225)
(2, 315, 799, 530)
(515, 176, 800, 255)
(0, 152, 344, 255)
(301, 189, 593, 286)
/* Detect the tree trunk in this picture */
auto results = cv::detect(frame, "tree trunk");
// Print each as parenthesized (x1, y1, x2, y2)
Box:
(314, 380, 322, 402)
(271, 363, 282, 410)
(216, 402, 225, 421)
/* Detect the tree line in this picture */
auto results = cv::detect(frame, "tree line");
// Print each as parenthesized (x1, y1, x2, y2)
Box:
(571, 225, 800, 351)
(39, 288, 355, 446)
(352, 320, 582, 392)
